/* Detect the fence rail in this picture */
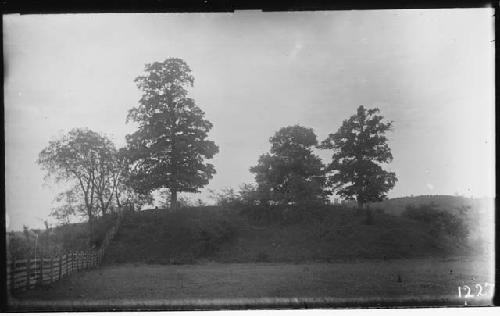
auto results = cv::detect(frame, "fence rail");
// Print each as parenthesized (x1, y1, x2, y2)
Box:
(7, 210, 123, 293)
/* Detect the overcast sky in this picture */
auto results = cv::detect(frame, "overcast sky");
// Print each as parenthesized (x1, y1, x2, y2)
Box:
(4, 9, 495, 231)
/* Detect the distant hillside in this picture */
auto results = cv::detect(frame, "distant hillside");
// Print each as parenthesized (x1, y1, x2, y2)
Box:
(103, 202, 486, 265)
(368, 195, 494, 216)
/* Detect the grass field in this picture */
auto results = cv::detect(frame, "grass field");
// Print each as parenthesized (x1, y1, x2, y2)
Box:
(9, 256, 494, 310)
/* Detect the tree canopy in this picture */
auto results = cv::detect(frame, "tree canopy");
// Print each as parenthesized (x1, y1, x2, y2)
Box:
(250, 125, 327, 205)
(125, 58, 219, 208)
(320, 105, 397, 208)
(38, 128, 124, 239)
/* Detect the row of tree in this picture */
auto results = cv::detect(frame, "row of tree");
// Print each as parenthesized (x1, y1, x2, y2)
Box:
(37, 59, 220, 240)
(37, 58, 397, 241)
(250, 105, 397, 209)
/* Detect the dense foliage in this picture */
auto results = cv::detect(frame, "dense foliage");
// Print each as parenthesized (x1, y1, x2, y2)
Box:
(250, 125, 327, 205)
(38, 128, 128, 240)
(125, 58, 219, 208)
(320, 106, 397, 209)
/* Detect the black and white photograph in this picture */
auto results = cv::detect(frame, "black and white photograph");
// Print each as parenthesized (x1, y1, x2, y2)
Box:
(3, 7, 496, 311)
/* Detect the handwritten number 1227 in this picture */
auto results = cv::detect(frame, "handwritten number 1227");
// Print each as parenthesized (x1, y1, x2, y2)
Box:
(458, 283, 494, 298)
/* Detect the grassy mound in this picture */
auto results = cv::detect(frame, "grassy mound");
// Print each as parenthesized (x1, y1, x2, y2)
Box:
(103, 204, 473, 265)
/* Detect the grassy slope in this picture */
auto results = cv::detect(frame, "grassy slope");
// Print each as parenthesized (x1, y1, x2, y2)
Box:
(104, 203, 472, 265)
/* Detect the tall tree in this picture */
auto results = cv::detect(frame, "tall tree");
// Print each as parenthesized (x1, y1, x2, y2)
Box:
(250, 125, 327, 205)
(125, 58, 219, 208)
(38, 128, 118, 238)
(93, 141, 119, 216)
(113, 148, 133, 209)
(320, 105, 397, 212)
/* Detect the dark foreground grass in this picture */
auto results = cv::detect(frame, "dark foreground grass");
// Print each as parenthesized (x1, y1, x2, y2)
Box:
(8, 256, 494, 311)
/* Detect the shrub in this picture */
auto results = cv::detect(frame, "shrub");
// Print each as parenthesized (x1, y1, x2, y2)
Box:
(209, 188, 241, 207)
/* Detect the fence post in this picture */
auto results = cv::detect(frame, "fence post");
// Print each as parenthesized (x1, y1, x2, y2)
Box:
(26, 258, 31, 290)
(10, 259, 16, 293)
(58, 256, 62, 280)
(39, 256, 43, 286)
(50, 257, 54, 283)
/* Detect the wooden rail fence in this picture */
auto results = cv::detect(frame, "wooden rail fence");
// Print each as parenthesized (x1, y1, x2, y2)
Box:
(7, 210, 123, 293)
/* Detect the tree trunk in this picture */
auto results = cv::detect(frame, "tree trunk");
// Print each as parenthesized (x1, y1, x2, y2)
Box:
(87, 210, 94, 247)
(99, 198, 107, 216)
(170, 188, 178, 209)
(115, 191, 122, 208)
